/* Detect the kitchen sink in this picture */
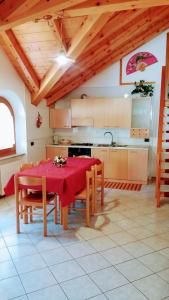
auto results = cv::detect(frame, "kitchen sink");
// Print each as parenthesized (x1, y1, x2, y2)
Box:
(94, 143, 128, 147)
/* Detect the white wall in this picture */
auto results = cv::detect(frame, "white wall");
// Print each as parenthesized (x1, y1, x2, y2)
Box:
(54, 30, 169, 176)
(0, 47, 52, 164)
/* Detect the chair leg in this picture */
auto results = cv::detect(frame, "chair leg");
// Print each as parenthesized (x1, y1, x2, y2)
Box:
(86, 199, 90, 227)
(54, 197, 57, 224)
(30, 207, 33, 223)
(16, 202, 20, 234)
(43, 204, 47, 237)
(23, 206, 28, 224)
(101, 185, 104, 207)
(62, 206, 68, 230)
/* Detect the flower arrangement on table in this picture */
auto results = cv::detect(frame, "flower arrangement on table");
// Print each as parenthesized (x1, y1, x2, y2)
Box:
(53, 155, 67, 167)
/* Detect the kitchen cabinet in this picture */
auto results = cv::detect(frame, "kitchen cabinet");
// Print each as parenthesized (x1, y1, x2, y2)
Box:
(49, 108, 71, 128)
(91, 148, 109, 178)
(71, 99, 94, 126)
(93, 98, 106, 128)
(128, 149, 148, 182)
(109, 149, 128, 180)
(46, 146, 68, 159)
(104, 98, 132, 128)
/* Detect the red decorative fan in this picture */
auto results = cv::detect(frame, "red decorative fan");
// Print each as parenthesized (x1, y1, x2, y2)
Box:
(126, 52, 158, 75)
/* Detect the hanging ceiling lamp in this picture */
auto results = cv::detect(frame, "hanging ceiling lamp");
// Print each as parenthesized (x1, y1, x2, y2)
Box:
(55, 17, 75, 66)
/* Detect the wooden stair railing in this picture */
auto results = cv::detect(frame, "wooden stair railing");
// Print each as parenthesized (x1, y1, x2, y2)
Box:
(156, 66, 167, 207)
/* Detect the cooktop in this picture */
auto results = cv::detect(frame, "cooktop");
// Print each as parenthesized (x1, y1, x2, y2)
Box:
(71, 143, 93, 146)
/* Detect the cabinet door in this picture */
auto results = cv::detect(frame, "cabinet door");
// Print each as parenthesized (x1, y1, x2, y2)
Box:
(128, 149, 148, 182)
(109, 149, 128, 180)
(91, 148, 109, 178)
(46, 147, 68, 159)
(71, 99, 93, 126)
(49, 109, 71, 128)
(105, 98, 132, 128)
(93, 98, 106, 128)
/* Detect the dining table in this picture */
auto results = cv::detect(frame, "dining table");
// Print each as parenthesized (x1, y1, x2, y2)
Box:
(4, 157, 100, 229)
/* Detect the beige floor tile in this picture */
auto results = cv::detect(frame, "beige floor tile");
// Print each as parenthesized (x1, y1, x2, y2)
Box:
(4, 233, 30, 247)
(108, 231, 136, 246)
(88, 236, 117, 251)
(122, 240, 153, 258)
(106, 212, 126, 222)
(101, 246, 133, 265)
(0, 237, 5, 249)
(116, 219, 139, 230)
(159, 247, 169, 259)
(133, 274, 169, 300)
(50, 260, 85, 283)
(106, 283, 148, 300)
(142, 235, 169, 251)
(77, 227, 103, 240)
(15, 296, 28, 300)
(8, 243, 38, 259)
(40, 246, 72, 266)
(0, 276, 25, 299)
(0, 247, 11, 263)
(77, 252, 111, 273)
(89, 295, 107, 300)
(34, 237, 61, 252)
(158, 268, 169, 283)
(56, 231, 83, 246)
(138, 252, 169, 272)
(0, 260, 17, 280)
(20, 268, 56, 293)
(126, 226, 154, 239)
(65, 241, 96, 258)
(100, 223, 123, 235)
(115, 259, 152, 282)
(27, 285, 67, 300)
(90, 266, 128, 292)
(13, 253, 46, 274)
(61, 275, 100, 300)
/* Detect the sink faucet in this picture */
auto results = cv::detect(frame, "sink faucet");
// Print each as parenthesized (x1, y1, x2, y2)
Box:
(104, 131, 114, 146)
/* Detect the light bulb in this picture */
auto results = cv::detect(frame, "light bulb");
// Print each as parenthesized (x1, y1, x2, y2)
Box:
(55, 53, 75, 66)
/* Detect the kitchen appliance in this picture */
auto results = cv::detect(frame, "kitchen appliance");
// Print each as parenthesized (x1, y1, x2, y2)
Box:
(68, 146, 91, 157)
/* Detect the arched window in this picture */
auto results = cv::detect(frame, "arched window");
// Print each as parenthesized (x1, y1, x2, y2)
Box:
(0, 97, 16, 157)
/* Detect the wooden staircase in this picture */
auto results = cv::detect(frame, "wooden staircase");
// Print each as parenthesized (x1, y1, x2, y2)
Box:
(156, 66, 169, 207)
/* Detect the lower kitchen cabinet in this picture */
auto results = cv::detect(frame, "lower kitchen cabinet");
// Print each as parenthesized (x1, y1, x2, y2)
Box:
(128, 149, 148, 182)
(46, 146, 68, 159)
(109, 149, 128, 180)
(91, 148, 109, 178)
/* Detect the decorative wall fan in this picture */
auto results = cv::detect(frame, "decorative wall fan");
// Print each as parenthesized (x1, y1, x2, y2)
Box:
(126, 52, 158, 75)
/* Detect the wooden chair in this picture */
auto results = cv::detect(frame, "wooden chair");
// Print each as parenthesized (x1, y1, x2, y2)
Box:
(15, 175, 57, 236)
(38, 159, 50, 164)
(20, 163, 34, 171)
(71, 169, 95, 226)
(92, 162, 104, 213)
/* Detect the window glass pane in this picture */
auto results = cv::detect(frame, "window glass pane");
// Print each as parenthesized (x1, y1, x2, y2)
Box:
(0, 103, 15, 150)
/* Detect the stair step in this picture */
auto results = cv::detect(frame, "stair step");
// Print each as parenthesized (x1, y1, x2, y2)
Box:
(161, 162, 169, 169)
(161, 153, 169, 159)
(160, 185, 169, 192)
(165, 100, 169, 107)
(163, 134, 169, 139)
(161, 173, 169, 179)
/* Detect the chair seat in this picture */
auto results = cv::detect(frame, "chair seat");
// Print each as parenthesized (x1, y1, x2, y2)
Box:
(76, 187, 93, 200)
(21, 192, 55, 204)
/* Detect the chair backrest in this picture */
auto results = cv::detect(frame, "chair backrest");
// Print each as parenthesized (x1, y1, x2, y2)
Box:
(15, 175, 46, 202)
(92, 162, 104, 183)
(20, 163, 34, 171)
(38, 159, 50, 164)
(86, 169, 95, 198)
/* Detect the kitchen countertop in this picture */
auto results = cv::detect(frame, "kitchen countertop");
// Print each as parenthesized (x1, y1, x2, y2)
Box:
(46, 144, 149, 150)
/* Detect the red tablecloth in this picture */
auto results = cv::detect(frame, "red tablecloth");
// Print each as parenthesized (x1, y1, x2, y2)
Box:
(4, 157, 100, 207)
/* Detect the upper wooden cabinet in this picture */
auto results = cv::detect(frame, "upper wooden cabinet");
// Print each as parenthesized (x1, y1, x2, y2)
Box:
(71, 99, 94, 127)
(104, 98, 132, 128)
(49, 108, 71, 128)
(70, 98, 132, 128)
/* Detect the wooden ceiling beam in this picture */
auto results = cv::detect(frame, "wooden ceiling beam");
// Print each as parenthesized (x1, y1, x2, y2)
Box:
(47, 15, 169, 104)
(0, 32, 39, 93)
(32, 13, 111, 105)
(48, 6, 166, 95)
(0, 0, 41, 20)
(65, 0, 169, 17)
(0, 0, 88, 32)
(51, 18, 68, 53)
(4, 29, 40, 89)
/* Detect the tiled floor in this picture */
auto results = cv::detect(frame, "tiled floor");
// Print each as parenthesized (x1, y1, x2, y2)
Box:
(1, 185, 169, 299)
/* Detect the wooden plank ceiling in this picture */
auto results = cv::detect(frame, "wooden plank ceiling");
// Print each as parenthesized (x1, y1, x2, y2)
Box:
(0, 0, 168, 106)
